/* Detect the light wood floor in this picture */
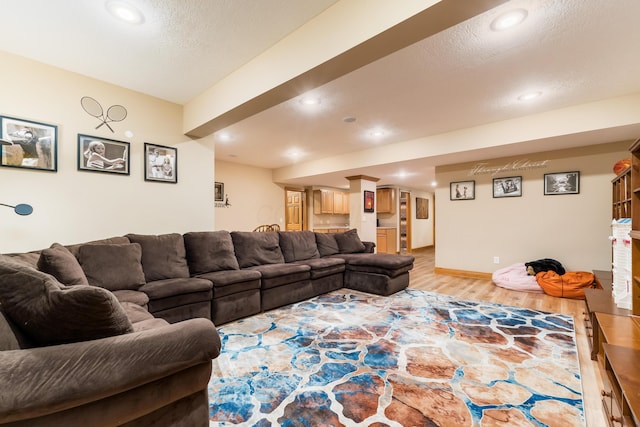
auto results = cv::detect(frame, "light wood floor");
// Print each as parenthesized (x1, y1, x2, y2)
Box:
(408, 247, 604, 427)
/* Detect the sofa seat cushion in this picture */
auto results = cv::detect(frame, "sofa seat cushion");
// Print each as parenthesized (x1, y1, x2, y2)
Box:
(292, 257, 345, 279)
(183, 231, 240, 274)
(139, 277, 212, 300)
(37, 243, 89, 286)
(126, 233, 190, 281)
(231, 231, 285, 267)
(112, 289, 150, 307)
(330, 253, 414, 278)
(120, 301, 154, 323)
(0, 257, 133, 347)
(279, 231, 320, 262)
(197, 269, 261, 286)
(246, 263, 310, 289)
(77, 243, 146, 291)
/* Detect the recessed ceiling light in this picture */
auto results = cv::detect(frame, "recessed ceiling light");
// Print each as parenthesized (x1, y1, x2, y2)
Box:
(370, 130, 385, 137)
(216, 131, 232, 142)
(431, 181, 437, 187)
(518, 91, 542, 101)
(105, 0, 145, 24)
(490, 9, 527, 31)
(343, 116, 356, 123)
(299, 97, 321, 106)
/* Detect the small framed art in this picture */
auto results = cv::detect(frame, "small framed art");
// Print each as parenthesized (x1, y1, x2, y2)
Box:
(364, 190, 375, 212)
(0, 115, 57, 171)
(544, 171, 579, 195)
(450, 180, 475, 200)
(78, 134, 129, 175)
(493, 176, 522, 198)
(144, 143, 177, 183)
(214, 182, 224, 201)
(416, 197, 428, 219)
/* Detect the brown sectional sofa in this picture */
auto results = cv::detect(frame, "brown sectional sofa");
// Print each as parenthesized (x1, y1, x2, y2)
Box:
(0, 228, 413, 426)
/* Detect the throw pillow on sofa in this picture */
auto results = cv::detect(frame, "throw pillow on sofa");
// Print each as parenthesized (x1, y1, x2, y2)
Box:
(334, 229, 366, 253)
(126, 233, 190, 281)
(77, 243, 146, 291)
(315, 233, 340, 257)
(0, 256, 133, 347)
(183, 231, 240, 275)
(37, 242, 90, 286)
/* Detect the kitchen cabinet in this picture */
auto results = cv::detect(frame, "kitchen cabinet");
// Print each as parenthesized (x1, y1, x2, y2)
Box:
(333, 191, 350, 214)
(376, 228, 397, 254)
(377, 188, 395, 214)
(313, 190, 349, 215)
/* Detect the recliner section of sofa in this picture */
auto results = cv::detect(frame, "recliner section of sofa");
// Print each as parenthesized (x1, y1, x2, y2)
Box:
(0, 254, 221, 427)
(183, 231, 262, 326)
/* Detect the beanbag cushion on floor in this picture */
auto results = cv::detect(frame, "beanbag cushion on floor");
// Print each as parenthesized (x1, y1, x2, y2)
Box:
(492, 263, 543, 293)
(535, 270, 597, 299)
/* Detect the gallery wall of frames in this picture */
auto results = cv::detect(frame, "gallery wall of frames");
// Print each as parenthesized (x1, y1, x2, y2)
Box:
(0, 103, 177, 184)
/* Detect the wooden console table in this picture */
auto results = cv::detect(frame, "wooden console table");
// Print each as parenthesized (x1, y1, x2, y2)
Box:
(585, 288, 631, 360)
(601, 344, 640, 426)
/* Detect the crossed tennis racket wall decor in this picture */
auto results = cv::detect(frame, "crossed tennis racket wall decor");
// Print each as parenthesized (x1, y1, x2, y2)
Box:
(80, 96, 127, 133)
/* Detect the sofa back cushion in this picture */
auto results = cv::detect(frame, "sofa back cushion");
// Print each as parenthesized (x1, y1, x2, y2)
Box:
(0, 257, 133, 347)
(77, 243, 146, 291)
(315, 233, 340, 257)
(231, 231, 285, 268)
(278, 231, 320, 262)
(37, 243, 89, 286)
(65, 236, 130, 258)
(126, 233, 190, 281)
(334, 229, 366, 253)
(183, 231, 240, 275)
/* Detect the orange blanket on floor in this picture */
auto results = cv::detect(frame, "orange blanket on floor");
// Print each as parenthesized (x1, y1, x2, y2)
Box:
(535, 270, 598, 299)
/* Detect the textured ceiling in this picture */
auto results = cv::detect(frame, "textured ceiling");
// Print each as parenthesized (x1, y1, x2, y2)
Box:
(1, 0, 640, 190)
(0, 0, 338, 104)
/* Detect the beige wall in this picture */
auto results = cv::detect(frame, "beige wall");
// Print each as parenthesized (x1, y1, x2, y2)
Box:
(409, 189, 434, 249)
(214, 160, 285, 231)
(0, 51, 215, 253)
(435, 141, 630, 274)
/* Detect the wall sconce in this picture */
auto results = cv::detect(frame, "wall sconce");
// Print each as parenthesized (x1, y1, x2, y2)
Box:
(1, 203, 33, 216)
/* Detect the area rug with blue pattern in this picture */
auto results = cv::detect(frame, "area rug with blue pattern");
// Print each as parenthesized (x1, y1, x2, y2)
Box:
(208, 289, 584, 426)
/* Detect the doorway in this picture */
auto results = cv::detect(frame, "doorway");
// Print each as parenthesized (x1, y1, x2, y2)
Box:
(285, 188, 305, 231)
(400, 191, 412, 253)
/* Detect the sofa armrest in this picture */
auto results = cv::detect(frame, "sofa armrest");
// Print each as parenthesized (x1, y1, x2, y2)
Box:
(363, 241, 376, 253)
(0, 318, 220, 423)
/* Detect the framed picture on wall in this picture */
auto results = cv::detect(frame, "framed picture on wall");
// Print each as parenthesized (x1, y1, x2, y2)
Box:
(364, 190, 375, 212)
(214, 182, 224, 201)
(77, 134, 129, 175)
(416, 197, 428, 219)
(450, 180, 475, 200)
(144, 143, 177, 183)
(493, 176, 522, 198)
(0, 115, 57, 172)
(544, 171, 580, 195)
